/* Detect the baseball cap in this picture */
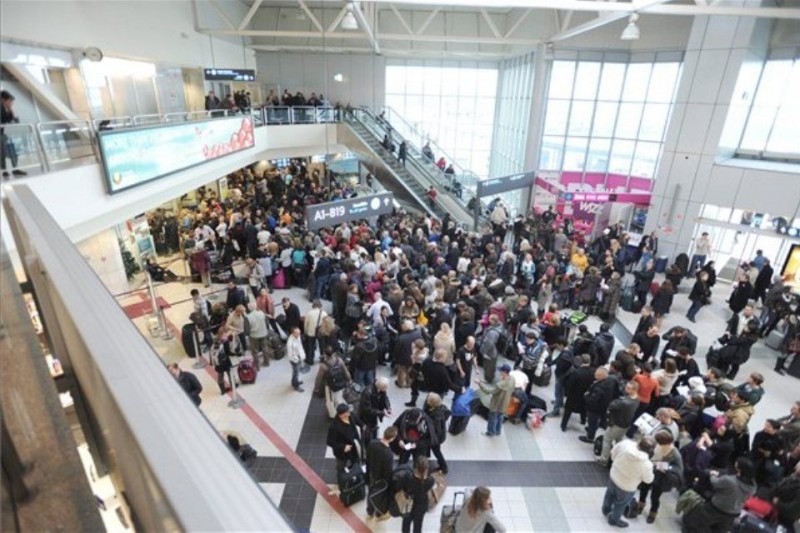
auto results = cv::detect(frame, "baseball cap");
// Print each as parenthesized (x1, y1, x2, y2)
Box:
(499, 364, 512, 373)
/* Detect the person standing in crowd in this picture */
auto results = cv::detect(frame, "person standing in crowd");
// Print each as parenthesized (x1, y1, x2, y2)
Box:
(365, 426, 397, 521)
(168, 363, 203, 406)
(634, 259, 656, 309)
(632, 430, 683, 523)
(210, 336, 233, 395)
(327, 403, 361, 471)
(598, 381, 641, 466)
(246, 302, 269, 370)
(399, 456, 434, 533)
(561, 354, 595, 432)
(580, 367, 619, 444)
(455, 486, 507, 533)
(686, 271, 711, 323)
(601, 437, 655, 528)
(286, 327, 305, 392)
(280, 297, 302, 334)
(423, 392, 450, 475)
(1, 91, 27, 178)
(479, 314, 504, 383)
(478, 364, 515, 438)
(204, 90, 220, 111)
(358, 377, 391, 441)
(688, 232, 712, 277)
(682, 457, 756, 533)
(303, 299, 327, 366)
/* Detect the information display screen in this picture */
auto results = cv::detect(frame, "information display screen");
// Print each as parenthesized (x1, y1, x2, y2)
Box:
(306, 193, 394, 230)
(781, 244, 800, 292)
(476, 171, 536, 198)
(99, 116, 255, 194)
(203, 68, 256, 81)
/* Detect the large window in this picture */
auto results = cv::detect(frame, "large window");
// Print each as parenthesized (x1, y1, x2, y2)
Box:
(385, 62, 499, 177)
(738, 55, 800, 159)
(490, 53, 535, 179)
(540, 53, 682, 183)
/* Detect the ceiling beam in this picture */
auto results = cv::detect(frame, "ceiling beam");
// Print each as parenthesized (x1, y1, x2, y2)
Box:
(480, 8, 503, 39)
(504, 8, 531, 38)
(370, 0, 800, 19)
(203, 28, 539, 45)
(350, 1, 381, 54)
(547, 0, 674, 42)
(560, 10, 574, 32)
(327, 5, 349, 33)
(297, 0, 324, 32)
(238, 0, 262, 30)
(389, 3, 414, 34)
(209, 0, 236, 29)
(416, 8, 441, 35)
(249, 44, 511, 58)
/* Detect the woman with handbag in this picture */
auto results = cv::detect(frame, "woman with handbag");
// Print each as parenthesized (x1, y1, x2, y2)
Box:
(454, 486, 506, 533)
(401, 457, 434, 533)
(631, 430, 684, 523)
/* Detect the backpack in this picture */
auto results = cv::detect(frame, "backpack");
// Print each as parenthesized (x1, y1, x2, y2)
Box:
(521, 340, 546, 370)
(327, 359, 348, 392)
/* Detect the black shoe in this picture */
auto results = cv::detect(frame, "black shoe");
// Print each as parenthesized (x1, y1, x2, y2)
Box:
(578, 436, 594, 444)
(12, 170, 26, 176)
(776, 369, 786, 375)
(1, 171, 8, 178)
(404, 401, 416, 407)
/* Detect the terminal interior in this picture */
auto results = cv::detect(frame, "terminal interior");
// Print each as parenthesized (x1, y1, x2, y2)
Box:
(1, 1, 800, 532)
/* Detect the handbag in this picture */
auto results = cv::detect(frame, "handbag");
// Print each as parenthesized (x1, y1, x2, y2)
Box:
(427, 471, 447, 512)
(394, 490, 412, 517)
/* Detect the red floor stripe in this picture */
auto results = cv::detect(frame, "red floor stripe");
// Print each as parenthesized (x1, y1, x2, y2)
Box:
(138, 293, 372, 532)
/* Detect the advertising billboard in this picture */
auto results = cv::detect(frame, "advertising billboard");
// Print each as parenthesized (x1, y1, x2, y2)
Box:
(306, 193, 394, 231)
(98, 115, 255, 194)
(781, 244, 800, 292)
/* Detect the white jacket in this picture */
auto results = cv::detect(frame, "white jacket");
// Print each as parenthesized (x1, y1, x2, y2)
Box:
(286, 335, 305, 364)
(610, 439, 655, 492)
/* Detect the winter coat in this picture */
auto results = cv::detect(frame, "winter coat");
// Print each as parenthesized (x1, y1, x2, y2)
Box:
(584, 377, 618, 414)
(424, 404, 451, 444)
(602, 277, 623, 316)
(634, 268, 655, 295)
(688, 280, 710, 304)
(579, 273, 602, 303)
(651, 287, 674, 315)
(729, 281, 753, 314)
(563, 366, 595, 412)
(394, 328, 423, 367)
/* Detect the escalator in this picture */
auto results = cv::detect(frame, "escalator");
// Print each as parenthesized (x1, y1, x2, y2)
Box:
(340, 108, 478, 225)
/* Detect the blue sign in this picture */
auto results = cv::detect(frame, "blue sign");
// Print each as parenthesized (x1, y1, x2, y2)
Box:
(98, 116, 255, 194)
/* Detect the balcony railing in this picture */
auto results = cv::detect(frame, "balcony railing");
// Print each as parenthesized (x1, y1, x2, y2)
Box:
(2, 106, 344, 179)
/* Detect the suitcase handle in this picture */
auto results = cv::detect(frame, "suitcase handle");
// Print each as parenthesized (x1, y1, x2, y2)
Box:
(451, 491, 466, 508)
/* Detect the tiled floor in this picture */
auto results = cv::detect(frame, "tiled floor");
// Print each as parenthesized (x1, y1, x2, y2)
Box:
(116, 272, 798, 532)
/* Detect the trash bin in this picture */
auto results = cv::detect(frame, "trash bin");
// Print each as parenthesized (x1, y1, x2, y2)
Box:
(655, 255, 669, 273)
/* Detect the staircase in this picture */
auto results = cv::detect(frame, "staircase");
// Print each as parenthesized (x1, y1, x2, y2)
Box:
(342, 108, 479, 225)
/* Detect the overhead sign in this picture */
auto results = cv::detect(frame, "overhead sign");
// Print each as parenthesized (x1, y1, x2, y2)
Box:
(476, 171, 536, 198)
(306, 193, 394, 231)
(203, 68, 256, 81)
(99, 115, 255, 195)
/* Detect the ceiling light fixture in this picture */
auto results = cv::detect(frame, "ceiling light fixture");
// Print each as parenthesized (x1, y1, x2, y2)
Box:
(341, 5, 359, 30)
(620, 13, 640, 41)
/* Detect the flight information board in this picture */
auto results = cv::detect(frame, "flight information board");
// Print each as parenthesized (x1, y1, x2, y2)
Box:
(476, 171, 536, 198)
(305, 193, 394, 230)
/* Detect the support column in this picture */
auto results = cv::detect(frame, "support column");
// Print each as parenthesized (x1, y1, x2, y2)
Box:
(521, 43, 550, 214)
(644, 3, 772, 260)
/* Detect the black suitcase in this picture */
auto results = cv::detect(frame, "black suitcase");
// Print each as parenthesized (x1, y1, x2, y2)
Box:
(338, 466, 366, 507)
(448, 415, 470, 436)
(621, 287, 635, 312)
(182, 323, 199, 358)
(731, 512, 776, 533)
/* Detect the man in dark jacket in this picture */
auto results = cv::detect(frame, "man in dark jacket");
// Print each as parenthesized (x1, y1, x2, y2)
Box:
(358, 378, 391, 441)
(365, 426, 397, 519)
(545, 338, 572, 417)
(632, 325, 661, 366)
(408, 349, 460, 407)
(561, 354, 595, 432)
(598, 380, 641, 465)
(330, 273, 349, 321)
(327, 403, 362, 470)
(393, 320, 422, 388)
(590, 324, 615, 367)
(351, 329, 380, 386)
(225, 281, 247, 311)
(660, 326, 697, 362)
(579, 367, 619, 443)
(392, 407, 438, 465)
(280, 297, 302, 334)
(168, 363, 203, 406)
(752, 260, 774, 305)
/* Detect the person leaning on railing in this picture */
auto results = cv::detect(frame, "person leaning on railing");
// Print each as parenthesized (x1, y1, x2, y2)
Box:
(1, 90, 27, 178)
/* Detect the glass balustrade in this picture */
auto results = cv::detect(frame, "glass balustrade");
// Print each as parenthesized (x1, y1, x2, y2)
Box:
(1, 123, 47, 176)
(36, 120, 97, 168)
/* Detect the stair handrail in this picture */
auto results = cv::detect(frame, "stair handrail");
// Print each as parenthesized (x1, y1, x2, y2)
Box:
(346, 109, 457, 220)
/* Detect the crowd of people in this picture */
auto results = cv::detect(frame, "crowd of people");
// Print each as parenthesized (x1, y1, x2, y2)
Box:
(164, 154, 800, 532)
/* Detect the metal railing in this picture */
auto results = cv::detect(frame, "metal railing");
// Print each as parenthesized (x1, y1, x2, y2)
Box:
(3, 106, 343, 179)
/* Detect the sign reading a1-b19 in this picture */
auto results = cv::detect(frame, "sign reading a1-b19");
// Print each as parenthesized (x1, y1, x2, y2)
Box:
(476, 170, 536, 198)
(306, 193, 394, 230)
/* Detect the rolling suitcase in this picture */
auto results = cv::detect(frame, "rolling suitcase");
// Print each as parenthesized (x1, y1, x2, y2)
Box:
(237, 359, 257, 384)
(182, 323, 199, 358)
(765, 328, 785, 350)
(338, 465, 366, 507)
(730, 512, 776, 533)
(447, 415, 470, 435)
(440, 491, 465, 533)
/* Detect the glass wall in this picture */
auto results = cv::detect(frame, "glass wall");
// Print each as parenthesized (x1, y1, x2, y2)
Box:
(384, 60, 499, 177)
(737, 51, 800, 160)
(490, 52, 535, 178)
(539, 52, 682, 186)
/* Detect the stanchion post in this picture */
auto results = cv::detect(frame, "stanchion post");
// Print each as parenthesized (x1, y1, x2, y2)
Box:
(192, 325, 207, 369)
(159, 305, 173, 340)
(227, 369, 244, 409)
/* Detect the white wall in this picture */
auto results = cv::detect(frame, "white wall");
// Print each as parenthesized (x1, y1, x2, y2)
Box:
(76, 229, 130, 296)
(256, 52, 385, 108)
(0, 0, 255, 70)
